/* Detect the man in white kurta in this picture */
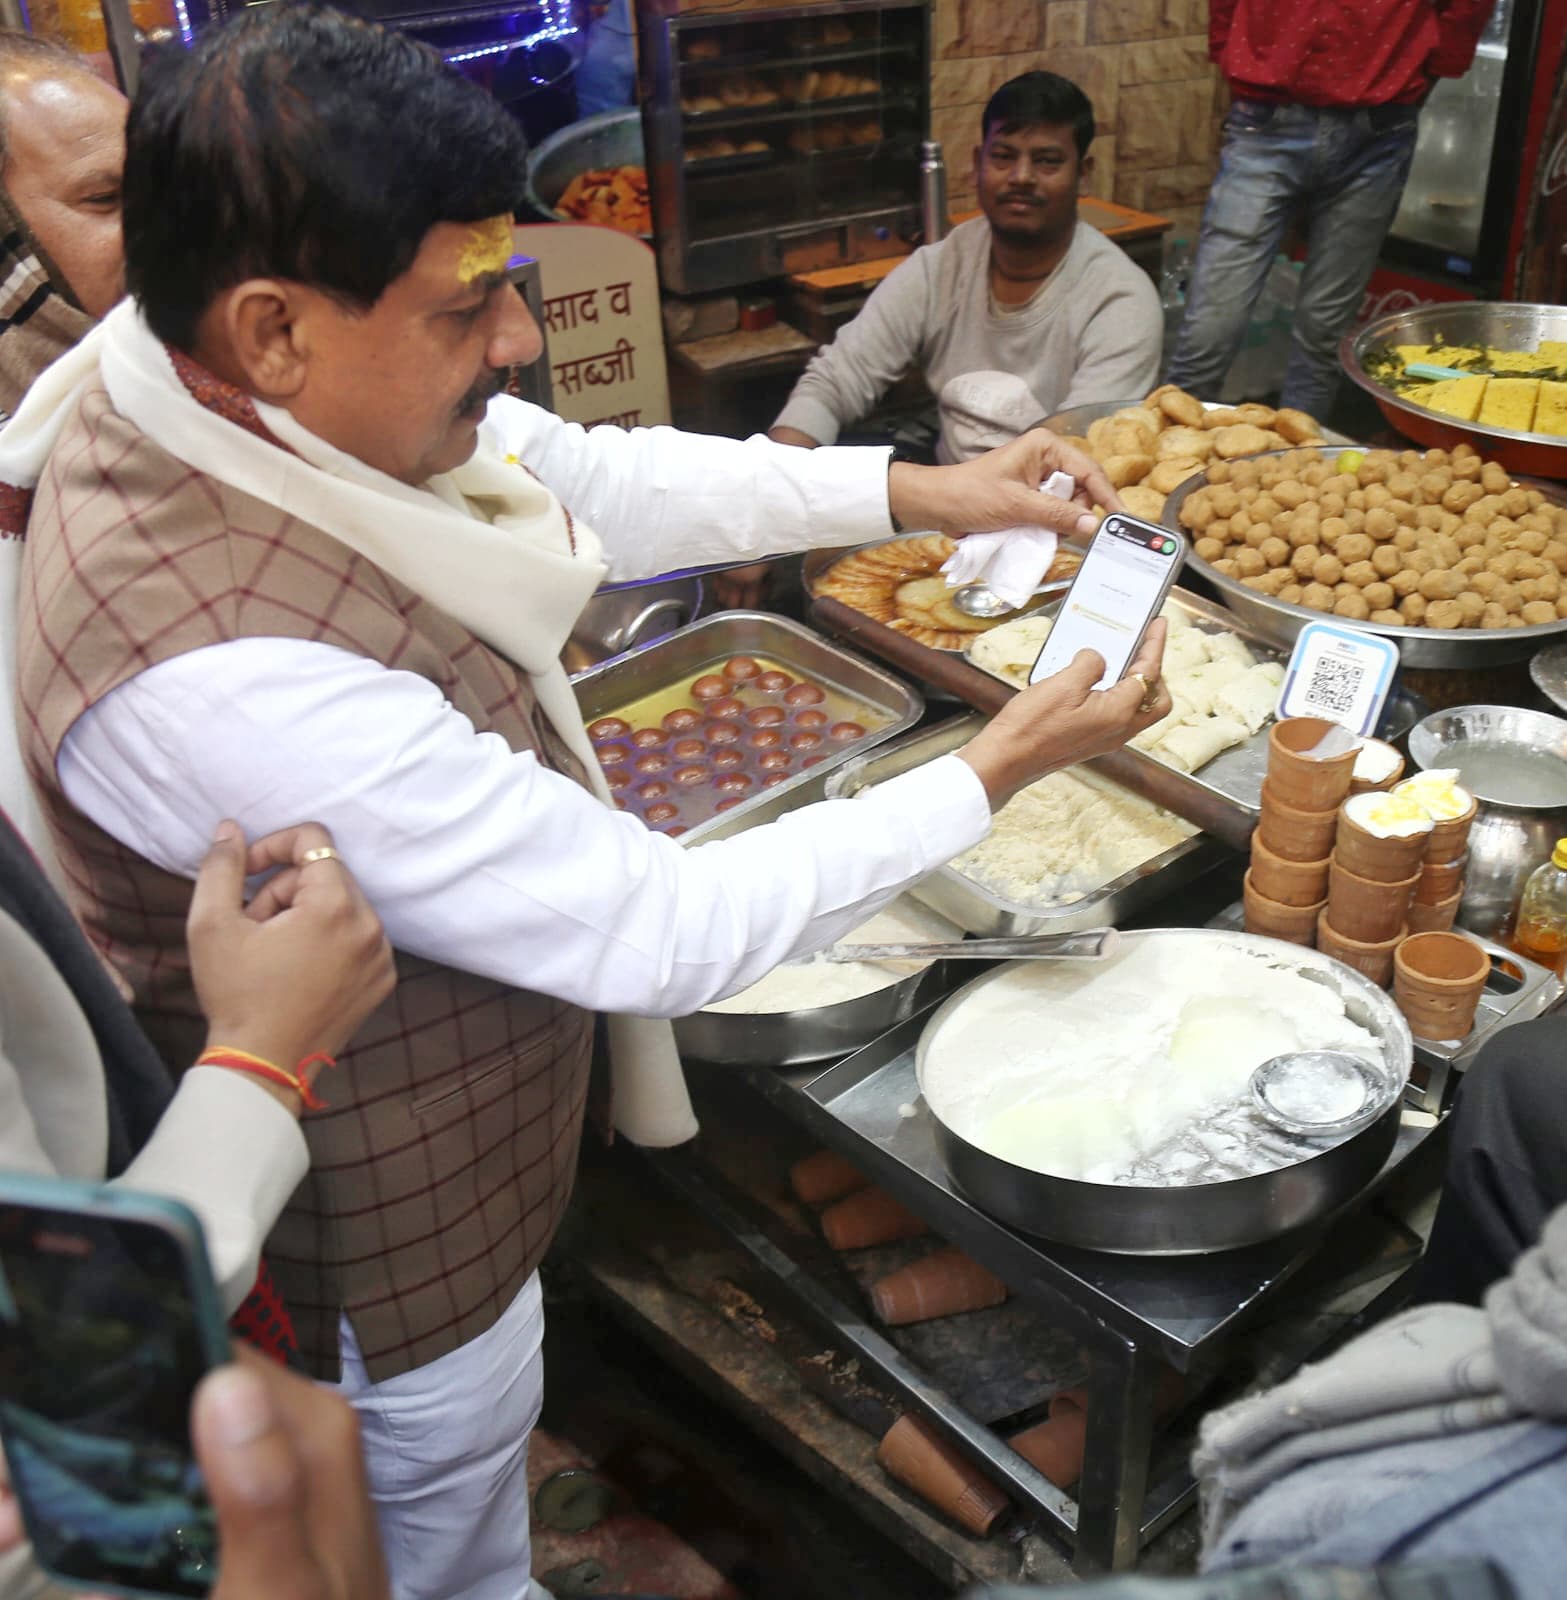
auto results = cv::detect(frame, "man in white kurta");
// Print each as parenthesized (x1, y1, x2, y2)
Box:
(6, 11, 1169, 1598)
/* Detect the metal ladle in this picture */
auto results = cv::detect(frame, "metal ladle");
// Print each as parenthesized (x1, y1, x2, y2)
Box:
(827, 928, 1119, 963)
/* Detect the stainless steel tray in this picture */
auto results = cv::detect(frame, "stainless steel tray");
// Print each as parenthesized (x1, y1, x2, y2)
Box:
(962, 585, 1286, 831)
(1206, 901, 1564, 1114)
(570, 611, 922, 847)
(1163, 446, 1567, 669)
(824, 714, 1229, 936)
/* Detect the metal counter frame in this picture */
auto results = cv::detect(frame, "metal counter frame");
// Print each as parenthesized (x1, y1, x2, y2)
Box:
(644, 1017, 1442, 1576)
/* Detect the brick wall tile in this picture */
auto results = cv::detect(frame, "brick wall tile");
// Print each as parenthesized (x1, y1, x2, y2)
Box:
(1037, 43, 1120, 126)
(1046, 1, 1088, 47)
(1087, 0, 1162, 45)
(1083, 134, 1118, 200)
(1140, 162, 1215, 211)
(1121, 34, 1212, 83)
(933, 53, 1027, 109)
(1114, 169, 1148, 209)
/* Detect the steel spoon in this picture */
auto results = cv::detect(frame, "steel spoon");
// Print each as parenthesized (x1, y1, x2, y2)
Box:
(827, 928, 1119, 963)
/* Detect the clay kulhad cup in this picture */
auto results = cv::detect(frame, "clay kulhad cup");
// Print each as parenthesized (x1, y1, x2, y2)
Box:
(1249, 832, 1331, 907)
(1315, 910, 1407, 989)
(1415, 851, 1467, 906)
(1243, 869, 1325, 946)
(1407, 888, 1463, 934)
(1393, 931, 1491, 1041)
(1334, 805, 1432, 883)
(1256, 781, 1340, 863)
(1348, 738, 1406, 796)
(1326, 853, 1419, 944)
(1267, 717, 1357, 811)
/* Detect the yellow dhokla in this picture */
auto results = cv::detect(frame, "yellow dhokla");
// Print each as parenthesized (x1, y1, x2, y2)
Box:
(1419, 375, 1487, 422)
(1477, 378, 1540, 433)
(1535, 381, 1567, 438)
(1537, 341, 1567, 368)
(1487, 350, 1548, 373)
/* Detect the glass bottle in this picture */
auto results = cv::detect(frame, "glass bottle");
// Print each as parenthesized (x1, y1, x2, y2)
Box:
(1511, 838, 1567, 974)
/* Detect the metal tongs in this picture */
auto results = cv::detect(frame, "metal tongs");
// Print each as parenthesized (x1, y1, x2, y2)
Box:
(826, 927, 1119, 963)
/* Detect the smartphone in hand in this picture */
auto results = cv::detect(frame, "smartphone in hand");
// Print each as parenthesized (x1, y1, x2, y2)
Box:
(1029, 514, 1187, 689)
(0, 1175, 230, 1598)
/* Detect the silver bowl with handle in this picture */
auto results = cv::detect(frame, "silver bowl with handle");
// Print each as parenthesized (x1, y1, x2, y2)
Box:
(1162, 446, 1567, 668)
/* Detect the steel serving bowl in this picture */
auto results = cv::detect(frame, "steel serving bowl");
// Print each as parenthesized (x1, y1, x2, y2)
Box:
(915, 929, 1413, 1255)
(674, 961, 946, 1068)
(1342, 302, 1567, 480)
(1163, 446, 1567, 668)
(522, 109, 651, 239)
(1408, 703, 1567, 935)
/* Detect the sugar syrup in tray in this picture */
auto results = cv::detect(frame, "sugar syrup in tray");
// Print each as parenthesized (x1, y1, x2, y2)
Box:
(586, 653, 887, 836)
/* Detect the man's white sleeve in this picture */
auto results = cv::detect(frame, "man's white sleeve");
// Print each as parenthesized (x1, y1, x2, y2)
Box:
(489, 402, 895, 581)
(58, 639, 992, 1020)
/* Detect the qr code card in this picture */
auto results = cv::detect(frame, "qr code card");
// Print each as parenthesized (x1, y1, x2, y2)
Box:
(1278, 621, 1399, 736)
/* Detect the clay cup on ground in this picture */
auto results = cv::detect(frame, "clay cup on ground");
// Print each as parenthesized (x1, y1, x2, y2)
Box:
(1316, 910, 1406, 988)
(1243, 870, 1325, 946)
(1267, 718, 1357, 811)
(1393, 931, 1491, 1041)
(1326, 854, 1419, 944)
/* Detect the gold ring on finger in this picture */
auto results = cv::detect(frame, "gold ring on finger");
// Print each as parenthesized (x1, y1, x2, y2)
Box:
(300, 846, 344, 867)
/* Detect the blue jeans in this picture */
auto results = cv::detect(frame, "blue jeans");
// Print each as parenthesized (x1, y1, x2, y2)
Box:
(1168, 99, 1421, 418)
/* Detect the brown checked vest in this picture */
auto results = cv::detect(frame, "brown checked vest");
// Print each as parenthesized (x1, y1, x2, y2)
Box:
(16, 366, 596, 1381)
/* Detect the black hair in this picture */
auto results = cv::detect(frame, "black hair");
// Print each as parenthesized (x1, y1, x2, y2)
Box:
(0, 29, 96, 172)
(981, 70, 1096, 160)
(123, 4, 531, 349)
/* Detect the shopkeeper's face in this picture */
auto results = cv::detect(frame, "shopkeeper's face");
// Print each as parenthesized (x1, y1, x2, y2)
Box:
(3, 66, 128, 319)
(284, 219, 544, 485)
(974, 120, 1086, 248)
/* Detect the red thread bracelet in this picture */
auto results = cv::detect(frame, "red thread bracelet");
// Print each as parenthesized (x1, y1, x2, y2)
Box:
(198, 1046, 334, 1112)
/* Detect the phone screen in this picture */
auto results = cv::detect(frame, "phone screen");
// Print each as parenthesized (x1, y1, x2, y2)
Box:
(0, 1197, 219, 1597)
(1028, 516, 1185, 689)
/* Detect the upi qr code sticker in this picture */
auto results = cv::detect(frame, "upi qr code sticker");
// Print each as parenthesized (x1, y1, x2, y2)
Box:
(1278, 622, 1398, 737)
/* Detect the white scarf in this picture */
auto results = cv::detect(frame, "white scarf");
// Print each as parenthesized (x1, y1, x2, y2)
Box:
(0, 302, 697, 1147)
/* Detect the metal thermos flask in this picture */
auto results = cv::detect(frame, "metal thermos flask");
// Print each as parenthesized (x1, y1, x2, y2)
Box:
(920, 140, 948, 244)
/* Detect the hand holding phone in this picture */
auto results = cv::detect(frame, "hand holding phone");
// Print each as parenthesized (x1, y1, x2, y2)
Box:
(1029, 514, 1187, 690)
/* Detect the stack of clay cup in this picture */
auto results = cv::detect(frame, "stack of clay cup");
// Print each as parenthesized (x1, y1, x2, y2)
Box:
(1399, 779, 1478, 935)
(1245, 717, 1356, 945)
(1318, 793, 1430, 987)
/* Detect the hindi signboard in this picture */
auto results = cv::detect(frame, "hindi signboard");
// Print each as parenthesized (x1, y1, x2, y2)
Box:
(513, 223, 670, 430)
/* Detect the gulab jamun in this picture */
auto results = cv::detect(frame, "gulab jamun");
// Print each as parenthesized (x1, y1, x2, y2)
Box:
(645, 802, 680, 824)
(784, 683, 824, 707)
(633, 752, 670, 775)
(690, 674, 728, 701)
(723, 655, 762, 681)
(758, 750, 792, 771)
(789, 730, 824, 751)
(665, 825, 689, 837)
(596, 744, 629, 766)
(762, 773, 791, 788)
(714, 796, 747, 812)
(802, 755, 827, 768)
(638, 781, 670, 802)
(708, 696, 744, 720)
(755, 670, 793, 693)
(829, 721, 865, 742)
(613, 797, 628, 809)
(749, 729, 782, 750)
(746, 705, 786, 727)
(705, 721, 741, 744)
(605, 768, 632, 790)
(711, 748, 744, 769)
(630, 727, 666, 749)
(793, 708, 828, 729)
(673, 765, 707, 786)
(715, 772, 754, 793)
(671, 737, 706, 761)
(662, 707, 702, 734)
(588, 716, 631, 742)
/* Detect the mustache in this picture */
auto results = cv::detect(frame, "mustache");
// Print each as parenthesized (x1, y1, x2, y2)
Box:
(457, 367, 512, 416)
(999, 193, 1043, 206)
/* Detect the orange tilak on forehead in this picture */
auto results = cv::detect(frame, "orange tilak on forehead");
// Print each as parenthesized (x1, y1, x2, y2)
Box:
(456, 215, 514, 283)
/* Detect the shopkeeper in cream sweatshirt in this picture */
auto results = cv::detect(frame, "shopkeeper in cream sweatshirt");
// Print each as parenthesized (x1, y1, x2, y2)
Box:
(771, 71, 1163, 463)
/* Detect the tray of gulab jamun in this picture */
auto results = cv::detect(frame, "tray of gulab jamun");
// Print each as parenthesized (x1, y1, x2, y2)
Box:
(572, 611, 924, 844)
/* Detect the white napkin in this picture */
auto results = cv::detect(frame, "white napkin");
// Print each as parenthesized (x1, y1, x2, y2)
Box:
(939, 471, 1076, 611)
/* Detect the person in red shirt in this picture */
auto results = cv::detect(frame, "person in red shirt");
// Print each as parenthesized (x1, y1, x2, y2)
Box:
(1167, 0, 1495, 419)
